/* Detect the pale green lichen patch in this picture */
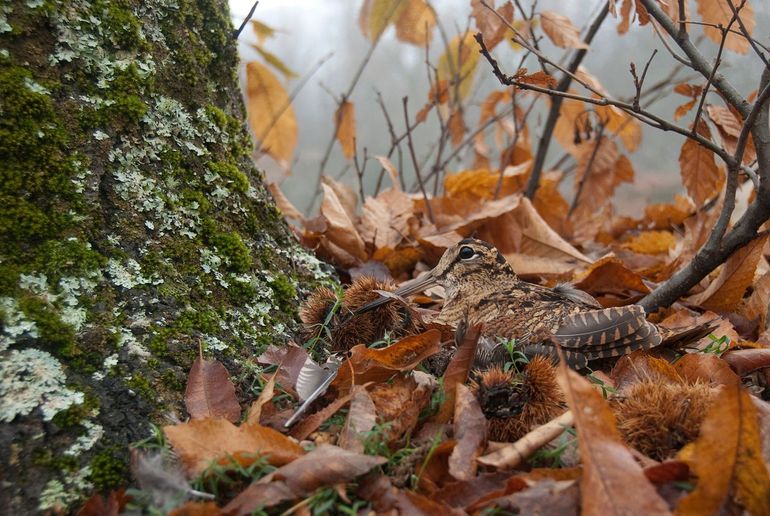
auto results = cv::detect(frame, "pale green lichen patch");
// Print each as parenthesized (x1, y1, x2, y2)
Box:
(0, 348, 85, 423)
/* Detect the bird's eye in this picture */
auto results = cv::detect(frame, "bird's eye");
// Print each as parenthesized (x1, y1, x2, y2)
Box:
(459, 246, 475, 260)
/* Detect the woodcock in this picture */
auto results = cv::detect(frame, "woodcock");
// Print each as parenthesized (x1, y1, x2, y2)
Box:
(359, 238, 714, 369)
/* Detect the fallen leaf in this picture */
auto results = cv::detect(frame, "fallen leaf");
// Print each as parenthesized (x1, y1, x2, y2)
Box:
(338, 385, 377, 453)
(481, 479, 579, 514)
(610, 352, 681, 392)
(334, 100, 356, 159)
(687, 233, 769, 312)
(225, 445, 386, 515)
(622, 230, 676, 255)
(246, 61, 297, 165)
(76, 489, 129, 516)
(738, 273, 770, 332)
(673, 353, 740, 387)
(168, 501, 222, 516)
(417, 439, 457, 492)
(573, 255, 650, 300)
(449, 383, 488, 480)
(320, 182, 367, 261)
(246, 369, 278, 425)
(696, 0, 755, 54)
(289, 390, 354, 441)
(540, 11, 588, 49)
(184, 357, 241, 423)
(556, 365, 672, 515)
(359, 474, 466, 514)
(256, 344, 308, 395)
(321, 175, 358, 225)
(163, 419, 304, 477)
(369, 372, 435, 443)
(676, 379, 770, 514)
(644, 460, 690, 485)
(432, 471, 512, 508)
(721, 348, 770, 377)
(435, 324, 481, 423)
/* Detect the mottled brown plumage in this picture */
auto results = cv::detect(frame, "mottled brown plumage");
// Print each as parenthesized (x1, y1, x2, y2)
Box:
(381, 238, 665, 368)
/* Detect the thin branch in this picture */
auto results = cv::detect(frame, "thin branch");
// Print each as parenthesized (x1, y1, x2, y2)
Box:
(403, 97, 435, 223)
(629, 49, 657, 111)
(724, 0, 770, 66)
(234, 0, 259, 39)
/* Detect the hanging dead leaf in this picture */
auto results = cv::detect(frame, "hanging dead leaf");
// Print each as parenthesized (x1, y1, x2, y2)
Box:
(595, 104, 642, 152)
(358, 0, 408, 41)
(706, 104, 756, 164)
(643, 195, 694, 229)
(250, 19, 276, 44)
(687, 233, 769, 312)
(164, 419, 304, 477)
(673, 83, 704, 121)
(615, 0, 650, 34)
(449, 383, 488, 481)
(320, 182, 367, 261)
(251, 45, 297, 80)
(225, 445, 386, 515)
(540, 11, 588, 49)
(696, 0, 755, 54)
(395, 0, 436, 45)
(676, 379, 770, 514)
(184, 357, 241, 423)
(438, 32, 480, 102)
(435, 324, 481, 424)
(448, 108, 466, 147)
(472, 0, 514, 50)
(552, 95, 588, 155)
(245, 61, 297, 165)
(679, 127, 724, 206)
(374, 155, 402, 190)
(334, 100, 356, 160)
(556, 365, 672, 515)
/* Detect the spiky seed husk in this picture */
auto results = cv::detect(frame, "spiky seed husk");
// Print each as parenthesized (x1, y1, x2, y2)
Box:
(611, 380, 713, 461)
(472, 356, 565, 442)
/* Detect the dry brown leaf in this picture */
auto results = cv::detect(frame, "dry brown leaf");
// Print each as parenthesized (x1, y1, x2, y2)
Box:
(706, 104, 757, 164)
(540, 11, 588, 49)
(163, 419, 304, 477)
(435, 324, 481, 424)
(256, 344, 308, 396)
(721, 348, 770, 377)
(289, 391, 354, 441)
(246, 369, 278, 426)
(76, 488, 129, 516)
(738, 273, 770, 331)
(245, 61, 297, 165)
(687, 234, 769, 312)
(359, 189, 414, 249)
(332, 330, 442, 390)
(168, 501, 222, 516)
(267, 183, 305, 224)
(395, 0, 436, 46)
(622, 230, 676, 255)
(449, 383, 488, 481)
(472, 0, 513, 50)
(676, 379, 770, 514)
(184, 357, 241, 423)
(643, 195, 694, 230)
(225, 445, 386, 515)
(518, 70, 557, 89)
(438, 31, 480, 102)
(696, 0, 755, 54)
(573, 255, 651, 299)
(358, 0, 408, 41)
(369, 372, 434, 443)
(595, 104, 642, 153)
(557, 366, 672, 515)
(610, 352, 681, 393)
(320, 182, 367, 261)
(338, 385, 377, 453)
(334, 100, 356, 160)
(321, 176, 358, 222)
(679, 130, 724, 206)
(448, 108, 466, 147)
(552, 95, 587, 155)
(673, 353, 740, 387)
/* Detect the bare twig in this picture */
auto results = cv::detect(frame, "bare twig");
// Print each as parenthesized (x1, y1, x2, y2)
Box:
(234, 0, 259, 39)
(629, 49, 657, 111)
(403, 97, 435, 223)
(352, 142, 368, 203)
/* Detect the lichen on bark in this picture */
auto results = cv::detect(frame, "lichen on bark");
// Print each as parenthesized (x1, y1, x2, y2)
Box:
(0, 0, 328, 512)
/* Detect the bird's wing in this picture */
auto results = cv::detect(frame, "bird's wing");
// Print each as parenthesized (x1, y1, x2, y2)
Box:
(554, 305, 662, 358)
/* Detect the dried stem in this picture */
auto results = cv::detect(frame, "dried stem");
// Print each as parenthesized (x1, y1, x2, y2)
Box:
(403, 97, 435, 223)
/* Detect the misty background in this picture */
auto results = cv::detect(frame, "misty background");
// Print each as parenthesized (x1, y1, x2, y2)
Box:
(228, 0, 768, 217)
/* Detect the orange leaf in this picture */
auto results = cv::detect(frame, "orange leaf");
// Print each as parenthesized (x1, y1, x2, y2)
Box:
(245, 61, 297, 164)
(622, 230, 676, 255)
(184, 357, 241, 423)
(516, 69, 557, 89)
(687, 233, 769, 312)
(696, 0, 755, 54)
(395, 0, 436, 46)
(573, 255, 651, 298)
(448, 108, 466, 147)
(556, 365, 672, 515)
(673, 353, 740, 387)
(435, 324, 481, 424)
(169, 501, 222, 516)
(540, 11, 588, 49)
(163, 419, 304, 477)
(334, 100, 356, 159)
(679, 130, 724, 206)
(676, 380, 770, 514)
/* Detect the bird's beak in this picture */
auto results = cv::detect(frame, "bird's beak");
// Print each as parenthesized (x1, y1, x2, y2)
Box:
(353, 271, 437, 314)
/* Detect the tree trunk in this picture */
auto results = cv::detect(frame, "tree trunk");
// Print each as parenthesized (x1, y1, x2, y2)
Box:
(0, 1, 326, 512)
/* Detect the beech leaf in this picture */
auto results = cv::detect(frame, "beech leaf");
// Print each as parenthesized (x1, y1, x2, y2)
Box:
(184, 357, 241, 423)
(448, 383, 488, 480)
(540, 11, 588, 49)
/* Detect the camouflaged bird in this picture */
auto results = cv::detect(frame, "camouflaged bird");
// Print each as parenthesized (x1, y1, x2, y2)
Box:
(359, 238, 711, 369)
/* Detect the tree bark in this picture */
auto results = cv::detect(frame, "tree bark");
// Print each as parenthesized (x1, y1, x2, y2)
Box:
(0, 1, 326, 512)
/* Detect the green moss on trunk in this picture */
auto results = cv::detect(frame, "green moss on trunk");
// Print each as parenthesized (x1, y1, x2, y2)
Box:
(0, 0, 330, 512)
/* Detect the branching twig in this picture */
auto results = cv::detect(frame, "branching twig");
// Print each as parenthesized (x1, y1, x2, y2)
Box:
(403, 97, 435, 223)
